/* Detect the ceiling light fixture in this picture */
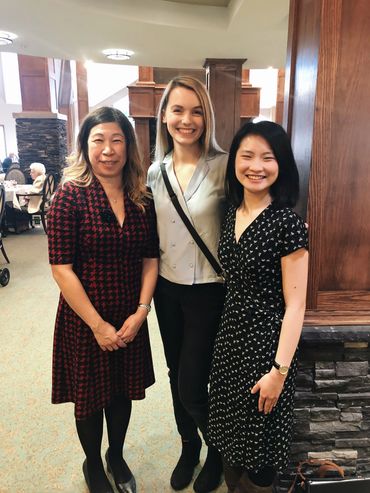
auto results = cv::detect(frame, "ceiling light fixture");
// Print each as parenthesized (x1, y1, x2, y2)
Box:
(102, 48, 134, 61)
(0, 31, 18, 46)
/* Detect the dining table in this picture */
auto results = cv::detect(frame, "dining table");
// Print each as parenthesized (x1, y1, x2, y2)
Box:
(3, 181, 34, 210)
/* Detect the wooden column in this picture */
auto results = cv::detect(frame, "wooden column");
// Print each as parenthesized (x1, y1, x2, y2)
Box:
(128, 67, 159, 170)
(280, 3, 370, 480)
(137, 67, 155, 86)
(16, 55, 67, 178)
(203, 58, 246, 151)
(240, 69, 261, 126)
(275, 69, 285, 125)
(284, 0, 370, 324)
(58, 60, 73, 152)
(18, 55, 52, 112)
(76, 61, 89, 123)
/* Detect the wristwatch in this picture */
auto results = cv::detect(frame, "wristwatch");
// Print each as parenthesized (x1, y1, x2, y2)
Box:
(273, 360, 289, 376)
(138, 303, 151, 314)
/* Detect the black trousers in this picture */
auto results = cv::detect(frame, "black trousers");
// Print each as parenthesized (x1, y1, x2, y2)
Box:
(154, 276, 225, 442)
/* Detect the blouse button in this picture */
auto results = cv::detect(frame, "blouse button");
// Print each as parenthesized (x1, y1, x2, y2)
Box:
(189, 263, 193, 268)
(171, 219, 176, 223)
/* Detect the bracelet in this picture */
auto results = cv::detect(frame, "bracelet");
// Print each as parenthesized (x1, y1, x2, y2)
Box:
(138, 303, 151, 314)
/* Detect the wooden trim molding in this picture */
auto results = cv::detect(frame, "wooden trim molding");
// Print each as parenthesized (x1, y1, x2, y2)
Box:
(305, 310, 370, 326)
(317, 291, 370, 310)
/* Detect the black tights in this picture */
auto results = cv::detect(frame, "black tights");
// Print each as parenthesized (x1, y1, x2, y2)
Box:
(76, 395, 132, 487)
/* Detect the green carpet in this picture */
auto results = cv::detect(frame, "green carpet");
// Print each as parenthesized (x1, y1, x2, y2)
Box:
(0, 228, 226, 493)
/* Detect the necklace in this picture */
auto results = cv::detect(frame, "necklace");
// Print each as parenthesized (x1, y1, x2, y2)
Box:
(108, 191, 123, 204)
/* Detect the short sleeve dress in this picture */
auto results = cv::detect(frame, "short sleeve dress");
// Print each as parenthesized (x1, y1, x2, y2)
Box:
(47, 177, 159, 420)
(208, 203, 308, 472)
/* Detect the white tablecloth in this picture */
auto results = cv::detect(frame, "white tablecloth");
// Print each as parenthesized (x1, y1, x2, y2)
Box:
(4, 183, 34, 210)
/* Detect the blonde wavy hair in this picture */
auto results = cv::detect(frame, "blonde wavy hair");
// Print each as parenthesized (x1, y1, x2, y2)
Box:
(154, 76, 225, 163)
(62, 106, 149, 210)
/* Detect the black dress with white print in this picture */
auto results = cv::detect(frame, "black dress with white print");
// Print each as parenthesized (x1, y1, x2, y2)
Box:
(208, 203, 308, 472)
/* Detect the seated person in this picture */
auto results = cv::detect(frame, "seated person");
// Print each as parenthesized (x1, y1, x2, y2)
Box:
(2, 157, 12, 173)
(9, 152, 19, 163)
(22, 162, 46, 213)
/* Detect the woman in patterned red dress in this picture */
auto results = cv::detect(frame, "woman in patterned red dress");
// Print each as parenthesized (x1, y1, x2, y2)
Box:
(48, 107, 159, 493)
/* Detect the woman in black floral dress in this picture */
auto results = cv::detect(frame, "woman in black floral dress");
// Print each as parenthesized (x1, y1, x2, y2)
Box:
(208, 121, 308, 493)
(48, 107, 159, 493)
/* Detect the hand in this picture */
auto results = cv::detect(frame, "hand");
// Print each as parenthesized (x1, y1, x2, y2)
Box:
(251, 369, 286, 414)
(117, 310, 147, 344)
(92, 320, 126, 352)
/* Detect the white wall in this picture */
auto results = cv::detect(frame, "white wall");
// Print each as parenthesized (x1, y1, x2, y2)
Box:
(0, 53, 22, 161)
(0, 102, 22, 161)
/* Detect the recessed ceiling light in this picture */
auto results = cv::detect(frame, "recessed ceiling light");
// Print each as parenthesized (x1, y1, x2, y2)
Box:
(102, 49, 134, 61)
(0, 30, 18, 46)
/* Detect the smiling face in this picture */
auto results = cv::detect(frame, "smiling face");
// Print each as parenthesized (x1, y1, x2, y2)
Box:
(235, 134, 279, 199)
(87, 122, 127, 181)
(162, 86, 205, 152)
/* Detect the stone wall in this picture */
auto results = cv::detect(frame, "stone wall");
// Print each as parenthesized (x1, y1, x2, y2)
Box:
(279, 326, 370, 490)
(14, 114, 67, 181)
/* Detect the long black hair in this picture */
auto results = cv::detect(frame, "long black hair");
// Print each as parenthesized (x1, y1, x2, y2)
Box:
(225, 121, 299, 208)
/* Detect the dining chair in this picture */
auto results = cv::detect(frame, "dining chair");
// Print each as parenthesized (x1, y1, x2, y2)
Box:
(22, 173, 57, 234)
(0, 185, 10, 263)
(5, 167, 26, 184)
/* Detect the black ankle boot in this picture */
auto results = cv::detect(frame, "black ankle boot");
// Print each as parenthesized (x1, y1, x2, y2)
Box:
(193, 446, 223, 493)
(170, 436, 202, 490)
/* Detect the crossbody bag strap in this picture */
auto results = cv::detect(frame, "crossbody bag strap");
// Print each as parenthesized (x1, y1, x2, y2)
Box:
(160, 162, 223, 277)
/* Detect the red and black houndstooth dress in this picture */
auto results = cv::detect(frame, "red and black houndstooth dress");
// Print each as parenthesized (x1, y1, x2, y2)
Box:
(47, 177, 159, 420)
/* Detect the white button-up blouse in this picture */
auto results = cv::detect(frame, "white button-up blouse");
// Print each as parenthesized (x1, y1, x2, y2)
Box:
(147, 151, 228, 285)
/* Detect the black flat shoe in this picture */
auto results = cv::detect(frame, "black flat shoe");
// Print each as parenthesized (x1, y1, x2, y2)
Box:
(82, 460, 114, 493)
(105, 450, 136, 493)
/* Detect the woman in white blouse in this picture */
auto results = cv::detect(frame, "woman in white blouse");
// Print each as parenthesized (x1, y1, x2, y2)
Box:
(147, 76, 227, 493)
(25, 162, 46, 213)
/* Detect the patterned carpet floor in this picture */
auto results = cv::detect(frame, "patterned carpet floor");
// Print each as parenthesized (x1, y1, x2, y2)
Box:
(0, 227, 227, 493)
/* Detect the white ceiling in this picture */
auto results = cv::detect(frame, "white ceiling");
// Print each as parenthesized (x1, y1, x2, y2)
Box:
(0, 0, 289, 69)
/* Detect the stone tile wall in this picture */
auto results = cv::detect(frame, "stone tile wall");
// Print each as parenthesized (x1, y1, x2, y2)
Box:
(279, 326, 370, 490)
(15, 116, 67, 182)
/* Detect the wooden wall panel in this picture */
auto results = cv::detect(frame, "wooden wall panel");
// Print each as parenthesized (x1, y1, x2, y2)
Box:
(318, 0, 370, 293)
(286, 0, 370, 323)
